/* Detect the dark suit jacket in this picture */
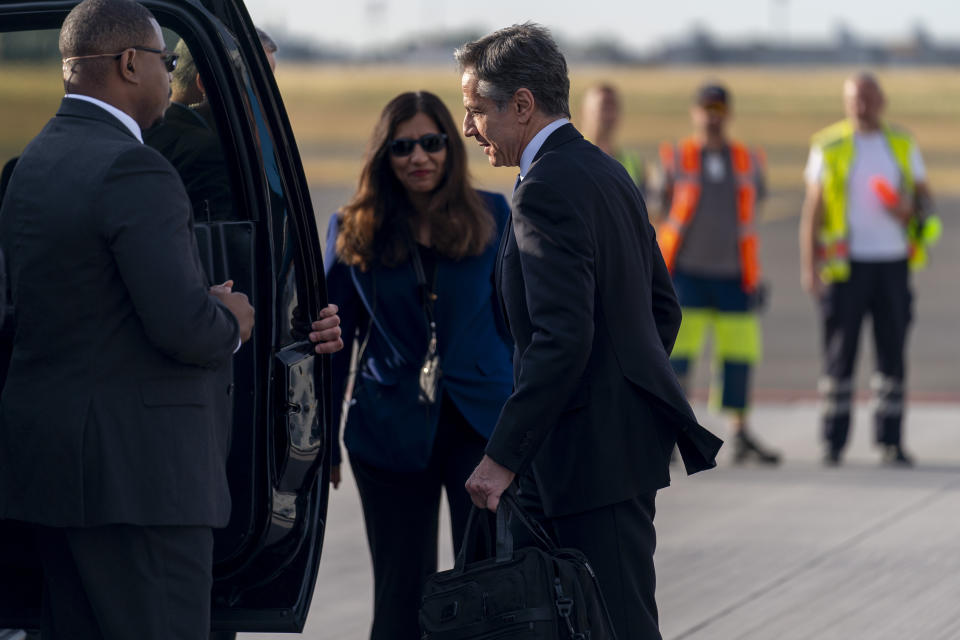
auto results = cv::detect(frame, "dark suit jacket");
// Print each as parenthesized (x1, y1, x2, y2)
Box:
(143, 102, 233, 219)
(325, 191, 514, 472)
(0, 98, 239, 528)
(487, 123, 722, 517)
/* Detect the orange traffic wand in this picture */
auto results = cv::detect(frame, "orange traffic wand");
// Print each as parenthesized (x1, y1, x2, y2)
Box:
(870, 176, 900, 208)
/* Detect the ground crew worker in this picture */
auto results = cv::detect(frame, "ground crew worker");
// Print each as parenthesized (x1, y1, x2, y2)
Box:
(659, 83, 780, 465)
(580, 83, 645, 194)
(800, 72, 940, 466)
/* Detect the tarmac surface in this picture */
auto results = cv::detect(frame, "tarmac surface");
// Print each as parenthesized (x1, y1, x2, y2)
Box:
(243, 402, 960, 640)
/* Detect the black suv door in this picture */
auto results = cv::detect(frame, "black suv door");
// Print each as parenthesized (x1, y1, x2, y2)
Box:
(0, 0, 331, 632)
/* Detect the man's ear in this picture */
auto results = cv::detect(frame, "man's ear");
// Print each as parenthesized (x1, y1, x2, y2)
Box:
(196, 73, 205, 95)
(119, 49, 138, 83)
(513, 88, 535, 124)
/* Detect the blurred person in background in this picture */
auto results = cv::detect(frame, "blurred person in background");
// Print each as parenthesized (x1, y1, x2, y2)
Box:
(256, 27, 277, 71)
(580, 83, 645, 194)
(144, 38, 232, 219)
(145, 25, 278, 221)
(658, 83, 780, 465)
(800, 72, 940, 467)
(324, 91, 513, 639)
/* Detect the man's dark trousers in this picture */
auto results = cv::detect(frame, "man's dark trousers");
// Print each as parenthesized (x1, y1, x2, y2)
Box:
(37, 525, 213, 640)
(516, 475, 660, 640)
(820, 259, 912, 452)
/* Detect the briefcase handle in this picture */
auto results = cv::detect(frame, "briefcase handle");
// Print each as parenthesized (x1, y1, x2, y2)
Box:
(453, 487, 561, 573)
(495, 490, 558, 563)
(452, 505, 495, 574)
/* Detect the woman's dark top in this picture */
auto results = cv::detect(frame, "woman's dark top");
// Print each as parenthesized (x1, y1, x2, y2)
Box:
(325, 191, 513, 471)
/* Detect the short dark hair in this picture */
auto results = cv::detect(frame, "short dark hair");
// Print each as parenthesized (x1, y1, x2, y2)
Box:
(60, 0, 155, 57)
(60, 0, 156, 86)
(455, 22, 570, 118)
(695, 83, 730, 106)
(170, 39, 197, 95)
(256, 27, 278, 54)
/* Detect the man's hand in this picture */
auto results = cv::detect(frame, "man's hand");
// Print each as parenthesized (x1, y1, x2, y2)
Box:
(465, 455, 516, 512)
(209, 280, 255, 343)
(886, 199, 913, 225)
(309, 304, 343, 354)
(801, 267, 822, 298)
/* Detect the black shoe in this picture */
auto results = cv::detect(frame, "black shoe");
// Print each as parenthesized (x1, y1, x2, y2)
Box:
(881, 444, 914, 467)
(732, 431, 781, 465)
(823, 448, 842, 467)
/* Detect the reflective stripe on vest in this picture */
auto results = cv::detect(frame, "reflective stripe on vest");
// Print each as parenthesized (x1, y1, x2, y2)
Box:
(658, 137, 761, 293)
(815, 119, 935, 281)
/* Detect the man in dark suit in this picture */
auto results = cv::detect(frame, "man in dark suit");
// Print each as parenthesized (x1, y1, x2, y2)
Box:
(2, 1, 254, 638)
(458, 24, 723, 639)
(144, 39, 233, 220)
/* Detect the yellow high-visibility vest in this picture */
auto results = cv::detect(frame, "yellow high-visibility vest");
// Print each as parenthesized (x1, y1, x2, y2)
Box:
(813, 119, 942, 283)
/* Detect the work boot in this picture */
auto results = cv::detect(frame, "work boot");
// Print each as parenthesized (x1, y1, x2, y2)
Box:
(880, 444, 914, 467)
(732, 430, 781, 465)
(823, 447, 842, 467)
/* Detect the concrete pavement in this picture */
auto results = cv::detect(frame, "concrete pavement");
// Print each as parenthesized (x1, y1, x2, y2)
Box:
(243, 401, 960, 640)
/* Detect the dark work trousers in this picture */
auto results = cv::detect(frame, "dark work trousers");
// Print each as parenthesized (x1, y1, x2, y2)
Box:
(820, 259, 912, 452)
(349, 394, 488, 640)
(516, 473, 662, 640)
(36, 524, 214, 640)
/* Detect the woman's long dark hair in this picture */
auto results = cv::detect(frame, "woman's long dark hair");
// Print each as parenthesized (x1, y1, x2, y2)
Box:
(336, 91, 494, 270)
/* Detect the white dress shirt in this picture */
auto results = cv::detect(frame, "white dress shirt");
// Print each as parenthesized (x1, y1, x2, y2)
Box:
(64, 93, 143, 143)
(518, 118, 570, 180)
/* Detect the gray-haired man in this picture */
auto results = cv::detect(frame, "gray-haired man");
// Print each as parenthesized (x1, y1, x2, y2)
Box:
(459, 23, 721, 640)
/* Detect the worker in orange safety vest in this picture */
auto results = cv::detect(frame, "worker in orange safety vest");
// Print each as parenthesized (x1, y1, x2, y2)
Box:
(659, 83, 780, 465)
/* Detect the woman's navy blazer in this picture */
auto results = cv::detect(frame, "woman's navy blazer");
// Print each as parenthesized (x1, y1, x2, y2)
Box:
(325, 191, 513, 471)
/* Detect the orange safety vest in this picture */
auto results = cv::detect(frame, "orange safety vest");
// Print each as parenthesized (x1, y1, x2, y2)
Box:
(658, 138, 762, 293)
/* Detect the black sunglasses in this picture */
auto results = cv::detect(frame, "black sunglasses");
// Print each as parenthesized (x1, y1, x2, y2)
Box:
(63, 46, 179, 73)
(116, 46, 179, 73)
(389, 133, 448, 157)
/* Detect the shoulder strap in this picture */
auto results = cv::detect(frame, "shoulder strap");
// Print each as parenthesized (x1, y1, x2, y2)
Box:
(404, 232, 438, 325)
(353, 272, 376, 373)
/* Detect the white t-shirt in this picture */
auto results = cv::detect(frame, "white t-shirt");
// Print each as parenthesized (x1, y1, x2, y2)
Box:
(804, 132, 926, 261)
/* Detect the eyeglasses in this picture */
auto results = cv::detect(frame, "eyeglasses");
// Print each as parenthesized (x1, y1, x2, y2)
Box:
(389, 133, 448, 157)
(62, 46, 179, 73)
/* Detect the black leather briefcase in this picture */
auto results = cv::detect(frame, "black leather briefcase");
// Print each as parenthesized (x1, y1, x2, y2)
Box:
(419, 492, 617, 639)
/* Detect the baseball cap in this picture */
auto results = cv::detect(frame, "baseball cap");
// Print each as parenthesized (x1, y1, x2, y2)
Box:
(695, 83, 730, 106)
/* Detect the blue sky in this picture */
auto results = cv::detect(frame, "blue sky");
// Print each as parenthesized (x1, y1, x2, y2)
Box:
(244, 0, 958, 52)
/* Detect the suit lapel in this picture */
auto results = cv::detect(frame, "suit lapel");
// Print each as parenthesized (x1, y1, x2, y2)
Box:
(494, 207, 513, 336)
(495, 126, 582, 337)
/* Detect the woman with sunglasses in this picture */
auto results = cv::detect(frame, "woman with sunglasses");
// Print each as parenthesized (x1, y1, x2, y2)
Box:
(325, 91, 512, 639)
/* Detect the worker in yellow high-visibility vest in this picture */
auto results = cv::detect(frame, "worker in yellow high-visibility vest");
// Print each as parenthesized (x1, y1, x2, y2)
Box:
(659, 84, 780, 465)
(580, 83, 646, 196)
(800, 72, 940, 467)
